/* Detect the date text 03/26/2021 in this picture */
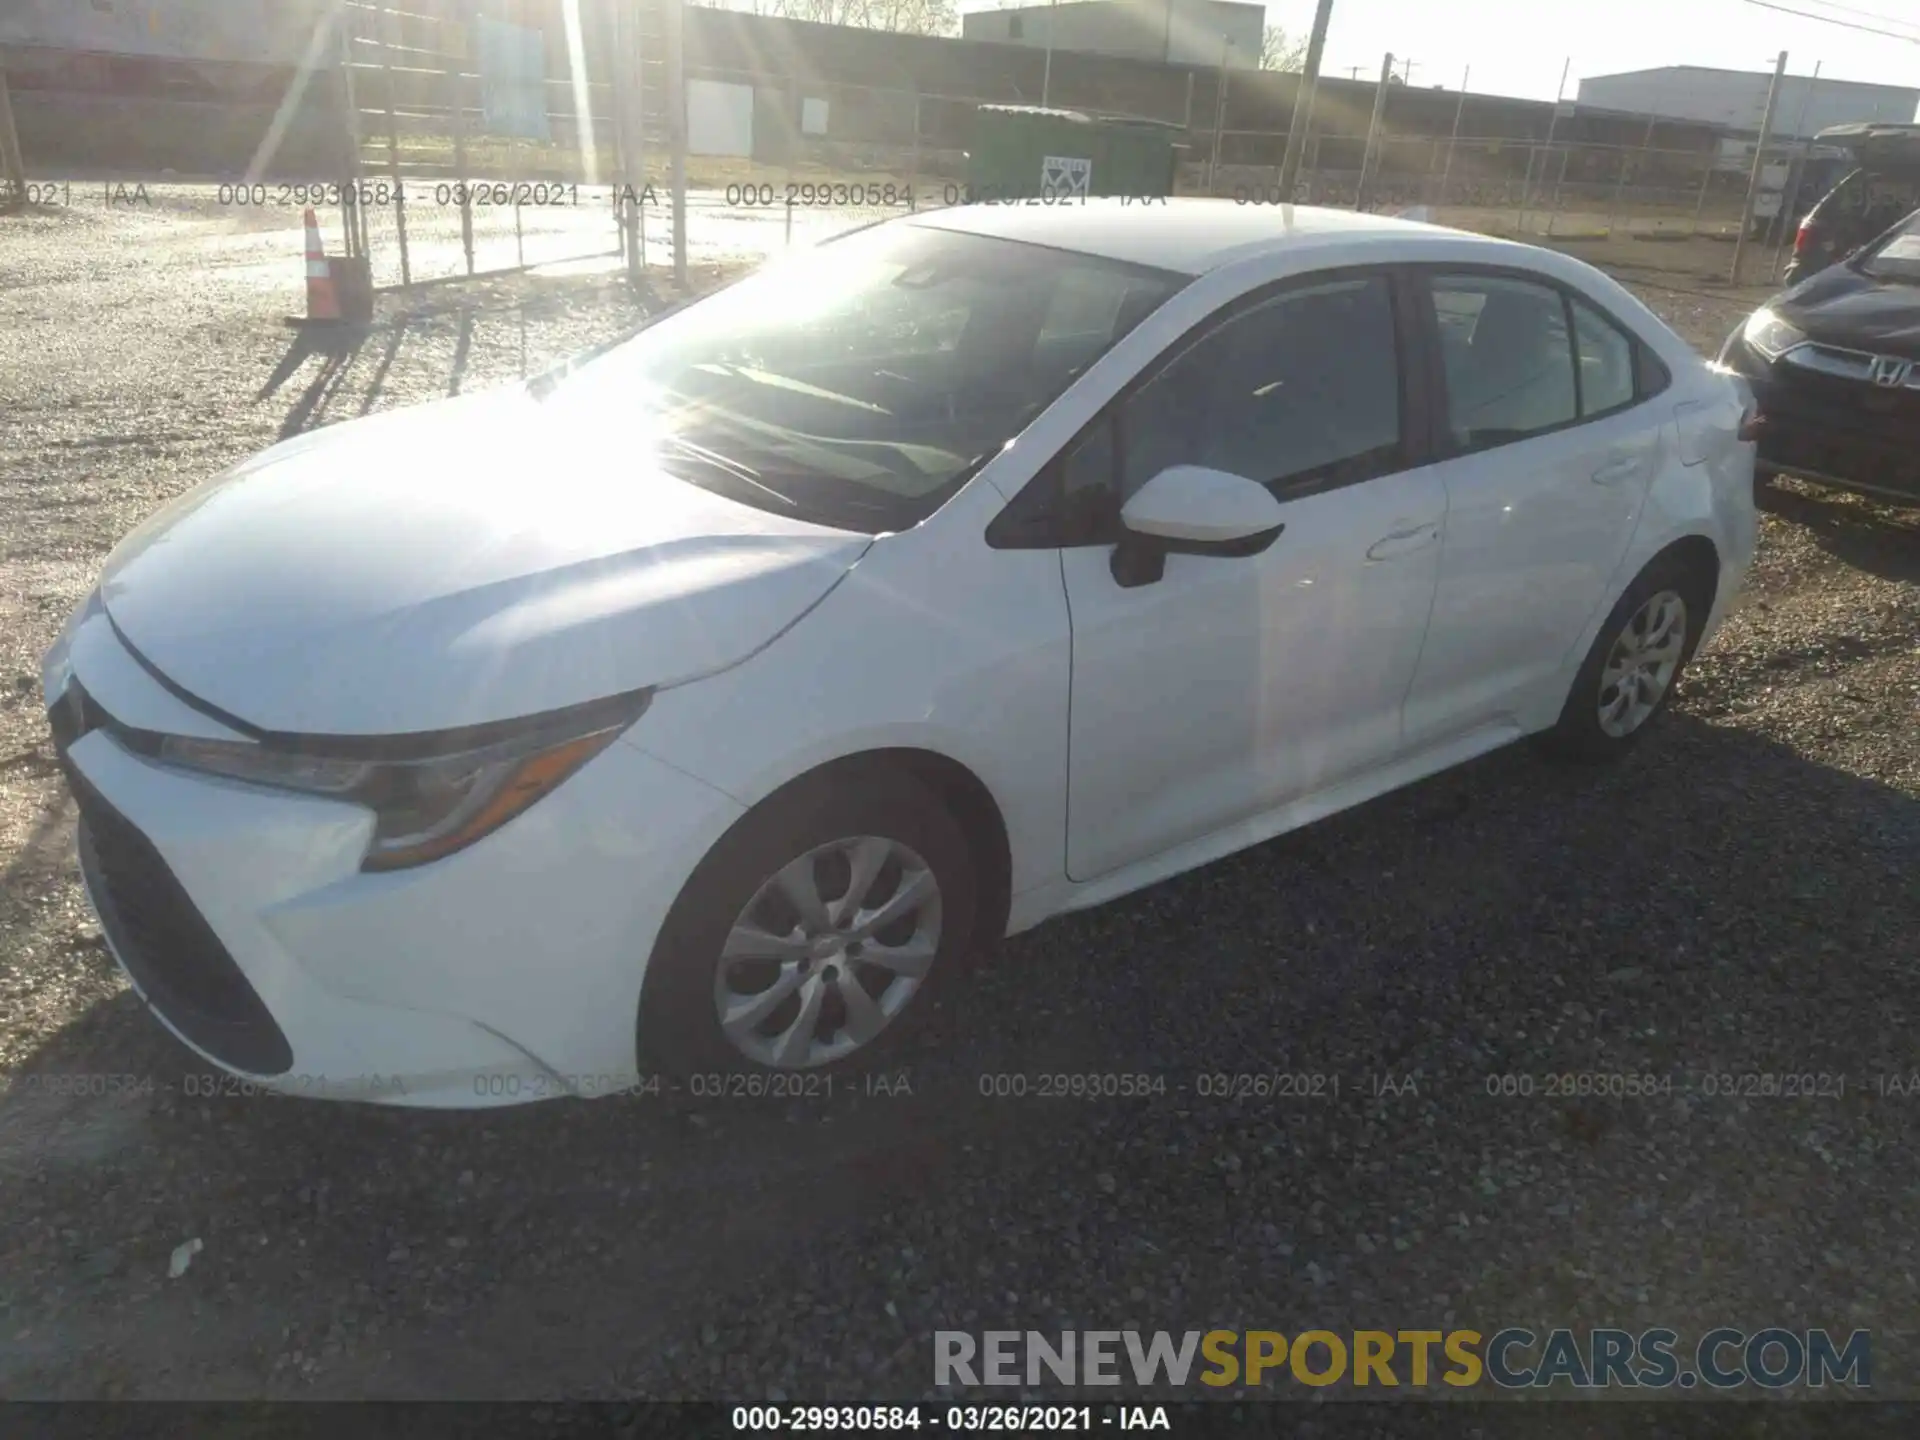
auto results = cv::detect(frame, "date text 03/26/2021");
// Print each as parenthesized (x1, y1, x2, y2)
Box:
(731, 1406, 1170, 1432)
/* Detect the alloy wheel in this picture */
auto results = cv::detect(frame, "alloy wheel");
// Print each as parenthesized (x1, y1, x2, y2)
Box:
(713, 835, 942, 1069)
(1597, 589, 1688, 739)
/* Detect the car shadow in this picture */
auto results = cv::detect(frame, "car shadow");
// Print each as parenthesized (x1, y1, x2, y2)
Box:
(1759, 477, 1920, 585)
(1, 707, 1916, 1397)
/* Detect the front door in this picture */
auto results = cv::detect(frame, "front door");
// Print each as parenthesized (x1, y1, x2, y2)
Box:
(1061, 271, 1446, 882)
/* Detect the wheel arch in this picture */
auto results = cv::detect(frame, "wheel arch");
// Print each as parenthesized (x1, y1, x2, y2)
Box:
(1641, 532, 1722, 622)
(702, 747, 1015, 951)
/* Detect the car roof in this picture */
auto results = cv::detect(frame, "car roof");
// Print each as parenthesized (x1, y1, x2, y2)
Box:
(1814, 122, 1920, 173)
(901, 197, 1515, 276)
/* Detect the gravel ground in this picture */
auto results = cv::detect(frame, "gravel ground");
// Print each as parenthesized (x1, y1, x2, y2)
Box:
(1, 196, 1917, 1408)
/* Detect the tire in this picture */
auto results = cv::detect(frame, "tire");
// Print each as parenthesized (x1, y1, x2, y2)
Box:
(1537, 555, 1714, 764)
(638, 767, 977, 1077)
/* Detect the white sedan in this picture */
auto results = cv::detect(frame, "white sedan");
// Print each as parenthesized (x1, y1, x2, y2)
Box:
(43, 200, 1757, 1105)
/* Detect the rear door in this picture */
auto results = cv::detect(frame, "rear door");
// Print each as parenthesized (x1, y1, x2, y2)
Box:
(1400, 270, 1666, 750)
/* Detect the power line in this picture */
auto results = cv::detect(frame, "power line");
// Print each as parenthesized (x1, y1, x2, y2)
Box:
(1794, 0, 1920, 30)
(1740, 0, 1920, 41)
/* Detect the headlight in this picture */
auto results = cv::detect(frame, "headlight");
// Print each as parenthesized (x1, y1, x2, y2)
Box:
(1742, 307, 1807, 360)
(156, 692, 650, 871)
(42, 588, 102, 707)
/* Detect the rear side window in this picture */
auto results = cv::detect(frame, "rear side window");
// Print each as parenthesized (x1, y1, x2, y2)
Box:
(1634, 344, 1672, 399)
(1571, 300, 1636, 417)
(1427, 274, 1577, 449)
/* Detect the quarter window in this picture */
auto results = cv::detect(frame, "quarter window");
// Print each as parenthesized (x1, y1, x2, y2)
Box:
(1428, 275, 1577, 449)
(1571, 299, 1637, 417)
(1116, 275, 1403, 503)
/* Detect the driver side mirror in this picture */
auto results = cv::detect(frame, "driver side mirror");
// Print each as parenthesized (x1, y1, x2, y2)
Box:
(1112, 465, 1286, 588)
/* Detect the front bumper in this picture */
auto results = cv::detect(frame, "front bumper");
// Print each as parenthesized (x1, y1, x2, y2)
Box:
(1729, 339, 1920, 502)
(48, 622, 744, 1108)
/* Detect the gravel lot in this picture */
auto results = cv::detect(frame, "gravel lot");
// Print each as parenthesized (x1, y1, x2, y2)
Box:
(1, 195, 1917, 1407)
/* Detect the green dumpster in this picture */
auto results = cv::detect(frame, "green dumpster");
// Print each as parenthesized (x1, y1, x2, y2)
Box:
(965, 105, 1180, 202)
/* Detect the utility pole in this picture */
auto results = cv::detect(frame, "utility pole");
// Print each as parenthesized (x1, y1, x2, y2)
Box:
(0, 58, 29, 209)
(1731, 49, 1789, 284)
(1353, 51, 1393, 211)
(1399, 57, 1417, 85)
(1276, 0, 1336, 202)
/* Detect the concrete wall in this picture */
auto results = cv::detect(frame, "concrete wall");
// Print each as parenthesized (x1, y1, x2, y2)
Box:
(1577, 68, 1920, 139)
(961, 0, 1264, 69)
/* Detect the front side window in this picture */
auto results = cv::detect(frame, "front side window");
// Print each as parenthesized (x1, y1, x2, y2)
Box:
(552, 225, 1182, 533)
(1115, 275, 1403, 503)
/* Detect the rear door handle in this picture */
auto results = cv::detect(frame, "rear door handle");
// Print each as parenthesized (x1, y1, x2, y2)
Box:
(1592, 456, 1644, 485)
(1367, 522, 1440, 561)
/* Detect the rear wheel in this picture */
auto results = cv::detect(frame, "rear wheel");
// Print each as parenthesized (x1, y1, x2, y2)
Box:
(639, 769, 976, 1076)
(1538, 556, 1712, 763)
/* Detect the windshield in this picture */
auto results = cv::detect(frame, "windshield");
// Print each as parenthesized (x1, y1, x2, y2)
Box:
(1857, 210, 1920, 284)
(549, 224, 1183, 532)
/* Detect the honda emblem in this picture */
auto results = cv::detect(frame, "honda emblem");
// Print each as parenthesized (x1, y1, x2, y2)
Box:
(1871, 355, 1911, 388)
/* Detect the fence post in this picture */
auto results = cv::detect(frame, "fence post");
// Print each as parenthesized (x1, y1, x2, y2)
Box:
(1688, 156, 1715, 238)
(666, 0, 687, 287)
(1207, 37, 1231, 195)
(1543, 145, 1570, 238)
(1353, 52, 1394, 212)
(908, 91, 921, 207)
(377, 2, 411, 289)
(445, 4, 474, 277)
(1516, 145, 1540, 234)
(1731, 51, 1789, 284)
(333, 10, 368, 262)
(1521, 57, 1570, 237)
(0, 62, 28, 209)
(1770, 60, 1823, 281)
(610, 0, 642, 282)
(1276, 0, 1334, 202)
(1435, 64, 1469, 212)
(1606, 111, 1658, 238)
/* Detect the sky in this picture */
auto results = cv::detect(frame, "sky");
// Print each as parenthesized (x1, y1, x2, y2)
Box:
(956, 0, 1920, 106)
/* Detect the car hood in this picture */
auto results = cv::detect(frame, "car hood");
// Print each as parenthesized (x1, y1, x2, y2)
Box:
(1777, 265, 1920, 357)
(99, 387, 872, 737)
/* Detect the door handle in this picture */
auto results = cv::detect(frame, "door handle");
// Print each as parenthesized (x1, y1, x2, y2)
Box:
(1591, 456, 1643, 485)
(1366, 522, 1440, 561)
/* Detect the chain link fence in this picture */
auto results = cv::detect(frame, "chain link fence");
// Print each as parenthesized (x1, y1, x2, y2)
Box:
(305, 10, 1855, 292)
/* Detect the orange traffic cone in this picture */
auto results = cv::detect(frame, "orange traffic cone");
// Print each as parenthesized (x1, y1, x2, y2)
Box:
(303, 207, 340, 321)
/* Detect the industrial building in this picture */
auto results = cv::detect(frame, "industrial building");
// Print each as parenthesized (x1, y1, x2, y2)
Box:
(961, 0, 1267, 70)
(1577, 65, 1920, 140)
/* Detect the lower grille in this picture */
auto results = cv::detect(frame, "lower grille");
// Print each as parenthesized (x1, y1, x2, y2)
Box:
(1760, 423, 1920, 499)
(67, 754, 294, 1077)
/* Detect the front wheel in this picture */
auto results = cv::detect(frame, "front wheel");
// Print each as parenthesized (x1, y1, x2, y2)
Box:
(1538, 558, 1710, 763)
(639, 769, 977, 1076)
